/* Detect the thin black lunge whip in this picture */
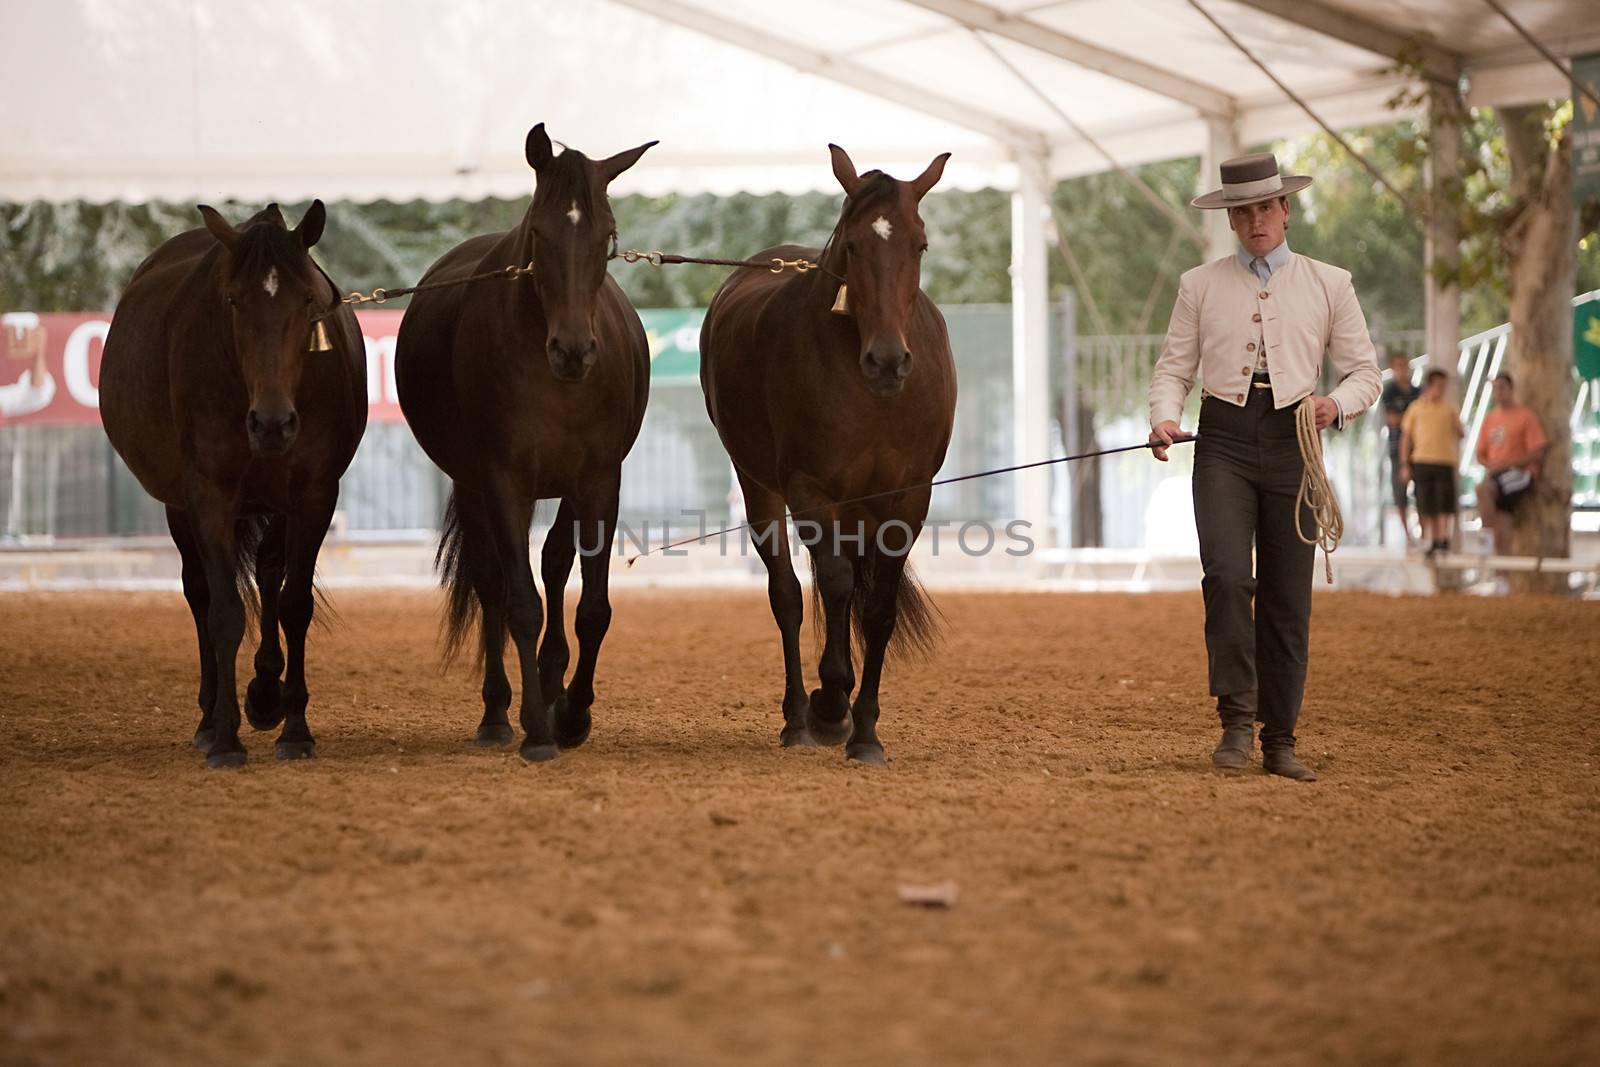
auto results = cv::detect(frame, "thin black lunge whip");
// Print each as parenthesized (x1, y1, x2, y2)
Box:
(626, 433, 1197, 565)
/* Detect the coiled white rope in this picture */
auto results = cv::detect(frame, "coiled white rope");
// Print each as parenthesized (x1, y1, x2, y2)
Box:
(1295, 396, 1343, 583)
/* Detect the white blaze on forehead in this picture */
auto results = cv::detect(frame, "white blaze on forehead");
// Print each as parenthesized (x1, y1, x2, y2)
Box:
(263, 267, 279, 298)
(872, 216, 893, 241)
(567, 200, 581, 226)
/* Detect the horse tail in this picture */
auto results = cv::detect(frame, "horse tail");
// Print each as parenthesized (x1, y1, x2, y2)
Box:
(863, 554, 942, 660)
(809, 550, 944, 664)
(232, 513, 270, 625)
(435, 488, 499, 670)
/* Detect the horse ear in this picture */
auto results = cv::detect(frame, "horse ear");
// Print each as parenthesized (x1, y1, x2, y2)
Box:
(264, 202, 285, 225)
(526, 123, 554, 171)
(295, 199, 326, 249)
(598, 140, 658, 185)
(197, 205, 238, 250)
(910, 152, 951, 201)
(829, 144, 862, 197)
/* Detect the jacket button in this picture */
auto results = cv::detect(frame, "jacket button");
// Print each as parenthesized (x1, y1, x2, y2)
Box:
(1246, 342, 1256, 352)
(1260, 291, 1270, 299)
(1241, 366, 1250, 374)
(1252, 313, 1262, 322)
(1236, 393, 1244, 401)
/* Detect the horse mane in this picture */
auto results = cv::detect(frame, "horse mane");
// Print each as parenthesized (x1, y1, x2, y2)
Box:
(817, 170, 900, 268)
(222, 208, 314, 283)
(531, 149, 602, 219)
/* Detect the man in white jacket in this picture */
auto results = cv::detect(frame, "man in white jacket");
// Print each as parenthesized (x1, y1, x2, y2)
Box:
(1148, 153, 1382, 781)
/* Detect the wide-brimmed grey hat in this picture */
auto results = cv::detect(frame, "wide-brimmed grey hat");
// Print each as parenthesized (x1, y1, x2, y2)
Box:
(1191, 152, 1312, 210)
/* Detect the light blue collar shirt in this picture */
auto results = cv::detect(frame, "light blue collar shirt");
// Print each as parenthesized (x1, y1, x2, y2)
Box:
(1237, 239, 1292, 285)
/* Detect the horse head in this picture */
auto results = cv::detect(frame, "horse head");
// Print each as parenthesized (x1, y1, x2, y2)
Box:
(826, 144, 949, 398)
(197, 200, 330, 455)
(523, 123, 656, 382)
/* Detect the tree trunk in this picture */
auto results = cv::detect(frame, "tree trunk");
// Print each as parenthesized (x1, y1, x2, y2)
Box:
(1501, 107, 1575, 593)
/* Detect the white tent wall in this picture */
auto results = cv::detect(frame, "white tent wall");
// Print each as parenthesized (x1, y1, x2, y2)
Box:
(4, 0, 1597, 556)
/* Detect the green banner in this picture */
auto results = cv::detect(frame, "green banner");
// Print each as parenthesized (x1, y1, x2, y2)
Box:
(639, 308, 704, 380)
(1574, 53, 1600, 211)
(1577, 299, 1600, 380)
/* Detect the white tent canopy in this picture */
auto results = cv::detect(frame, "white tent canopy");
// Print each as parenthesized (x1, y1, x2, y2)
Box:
(4, 0, 1595, 204)
(4, 0, 1595, 543)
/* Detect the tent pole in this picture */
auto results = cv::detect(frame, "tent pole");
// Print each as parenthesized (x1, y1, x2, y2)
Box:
(1012, 151, 1054, 549)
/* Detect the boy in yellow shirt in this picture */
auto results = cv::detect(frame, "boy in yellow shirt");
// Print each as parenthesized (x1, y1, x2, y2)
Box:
(1399, 369, 1465, 557)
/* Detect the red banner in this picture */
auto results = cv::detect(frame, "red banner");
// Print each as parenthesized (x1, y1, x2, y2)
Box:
(0, 310, 408, 426)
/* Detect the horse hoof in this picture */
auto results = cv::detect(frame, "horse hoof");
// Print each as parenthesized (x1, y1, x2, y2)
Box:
(846, 742, 888, 768)
(520, 742, 560, 764)
(206, 748, 248, 770)
(192, 728, 215, 751)
(475, 722, 515, 747)
(244, 678, 286, 731)
(275, 740, 316, 760)
(553, 696, 592, 750)
(779, 722, 819, 747)
(805, 690, 852, 747)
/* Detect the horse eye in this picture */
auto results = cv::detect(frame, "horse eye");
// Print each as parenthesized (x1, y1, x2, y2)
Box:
(918, 244, 929, 255)
(844, 241, 856, 256)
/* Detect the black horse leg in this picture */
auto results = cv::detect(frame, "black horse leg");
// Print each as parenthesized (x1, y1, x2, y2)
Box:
(245, 514, 287, 731)
(458, 487, 513, 746)
(847, 545, 908, 767)
(166, 506, 217, 750)
(557, 476, 620, 750)
(735, 470, 811, 746)
(484, 473, 552, 762)
(271, 497, 337, 759)
(183, 476, 248, 768)
(805, 541, 857, 748)
(538, 498, 576, 726)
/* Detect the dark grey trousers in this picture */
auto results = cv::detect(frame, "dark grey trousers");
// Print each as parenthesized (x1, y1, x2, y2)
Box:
(1192, 389, 1315, 749)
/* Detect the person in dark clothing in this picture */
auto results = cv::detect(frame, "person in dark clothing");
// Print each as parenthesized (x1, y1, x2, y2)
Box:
(1379, 351, 1421, 547)
(1149, 153, 1382, 783)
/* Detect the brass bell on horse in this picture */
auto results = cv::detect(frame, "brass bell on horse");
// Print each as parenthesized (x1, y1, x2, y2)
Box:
(830, 283, 849, 315)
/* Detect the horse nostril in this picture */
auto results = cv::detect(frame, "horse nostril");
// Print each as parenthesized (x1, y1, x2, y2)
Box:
(247, 408, 298, 443)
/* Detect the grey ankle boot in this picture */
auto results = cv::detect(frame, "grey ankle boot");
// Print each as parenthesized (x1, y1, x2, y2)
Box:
(1263, 746, 1317, 781)
(1211, 690, 1256, 769)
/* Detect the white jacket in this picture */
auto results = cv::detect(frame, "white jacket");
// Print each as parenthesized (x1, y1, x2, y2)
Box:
(1149, 252, 1382, 428)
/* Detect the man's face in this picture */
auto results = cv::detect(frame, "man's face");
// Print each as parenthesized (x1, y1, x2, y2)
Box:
(1228, 198, 1290, 258)
(1425, 376, 1446, 399)
(1390, 356, 1412, 384)
(1493, 378, 1514, 406)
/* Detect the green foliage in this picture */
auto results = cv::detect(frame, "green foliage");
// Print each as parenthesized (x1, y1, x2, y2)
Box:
(1, 201, 194, 312)
(5, 114, 1595, 334)
(1048, 158, 1205, 335)
(1276, 123, 1427, 335)
(0, 188, 1012, 312)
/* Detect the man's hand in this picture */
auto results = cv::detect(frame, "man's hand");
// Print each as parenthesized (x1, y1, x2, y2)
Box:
(1312, 395, 1339, 430)
(1149, 420, 1184, 462)
(1398, 462, 1411, 482)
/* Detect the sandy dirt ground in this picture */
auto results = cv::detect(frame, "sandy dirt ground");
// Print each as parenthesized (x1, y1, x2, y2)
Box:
(2, 587, 1598, 1066)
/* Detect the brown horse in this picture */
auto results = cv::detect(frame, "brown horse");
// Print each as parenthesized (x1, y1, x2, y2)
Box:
(699, 145, 957, 765)
(394, 124, 654, 763)
(99, 202, 368, 768)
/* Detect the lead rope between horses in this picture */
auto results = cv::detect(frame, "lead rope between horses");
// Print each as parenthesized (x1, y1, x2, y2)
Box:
(312, 238, 839, 322)
(1294, 395, 1343, 584)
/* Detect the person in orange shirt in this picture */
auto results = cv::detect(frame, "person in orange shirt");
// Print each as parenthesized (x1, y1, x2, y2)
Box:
(1475, 372, 1549, 555)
